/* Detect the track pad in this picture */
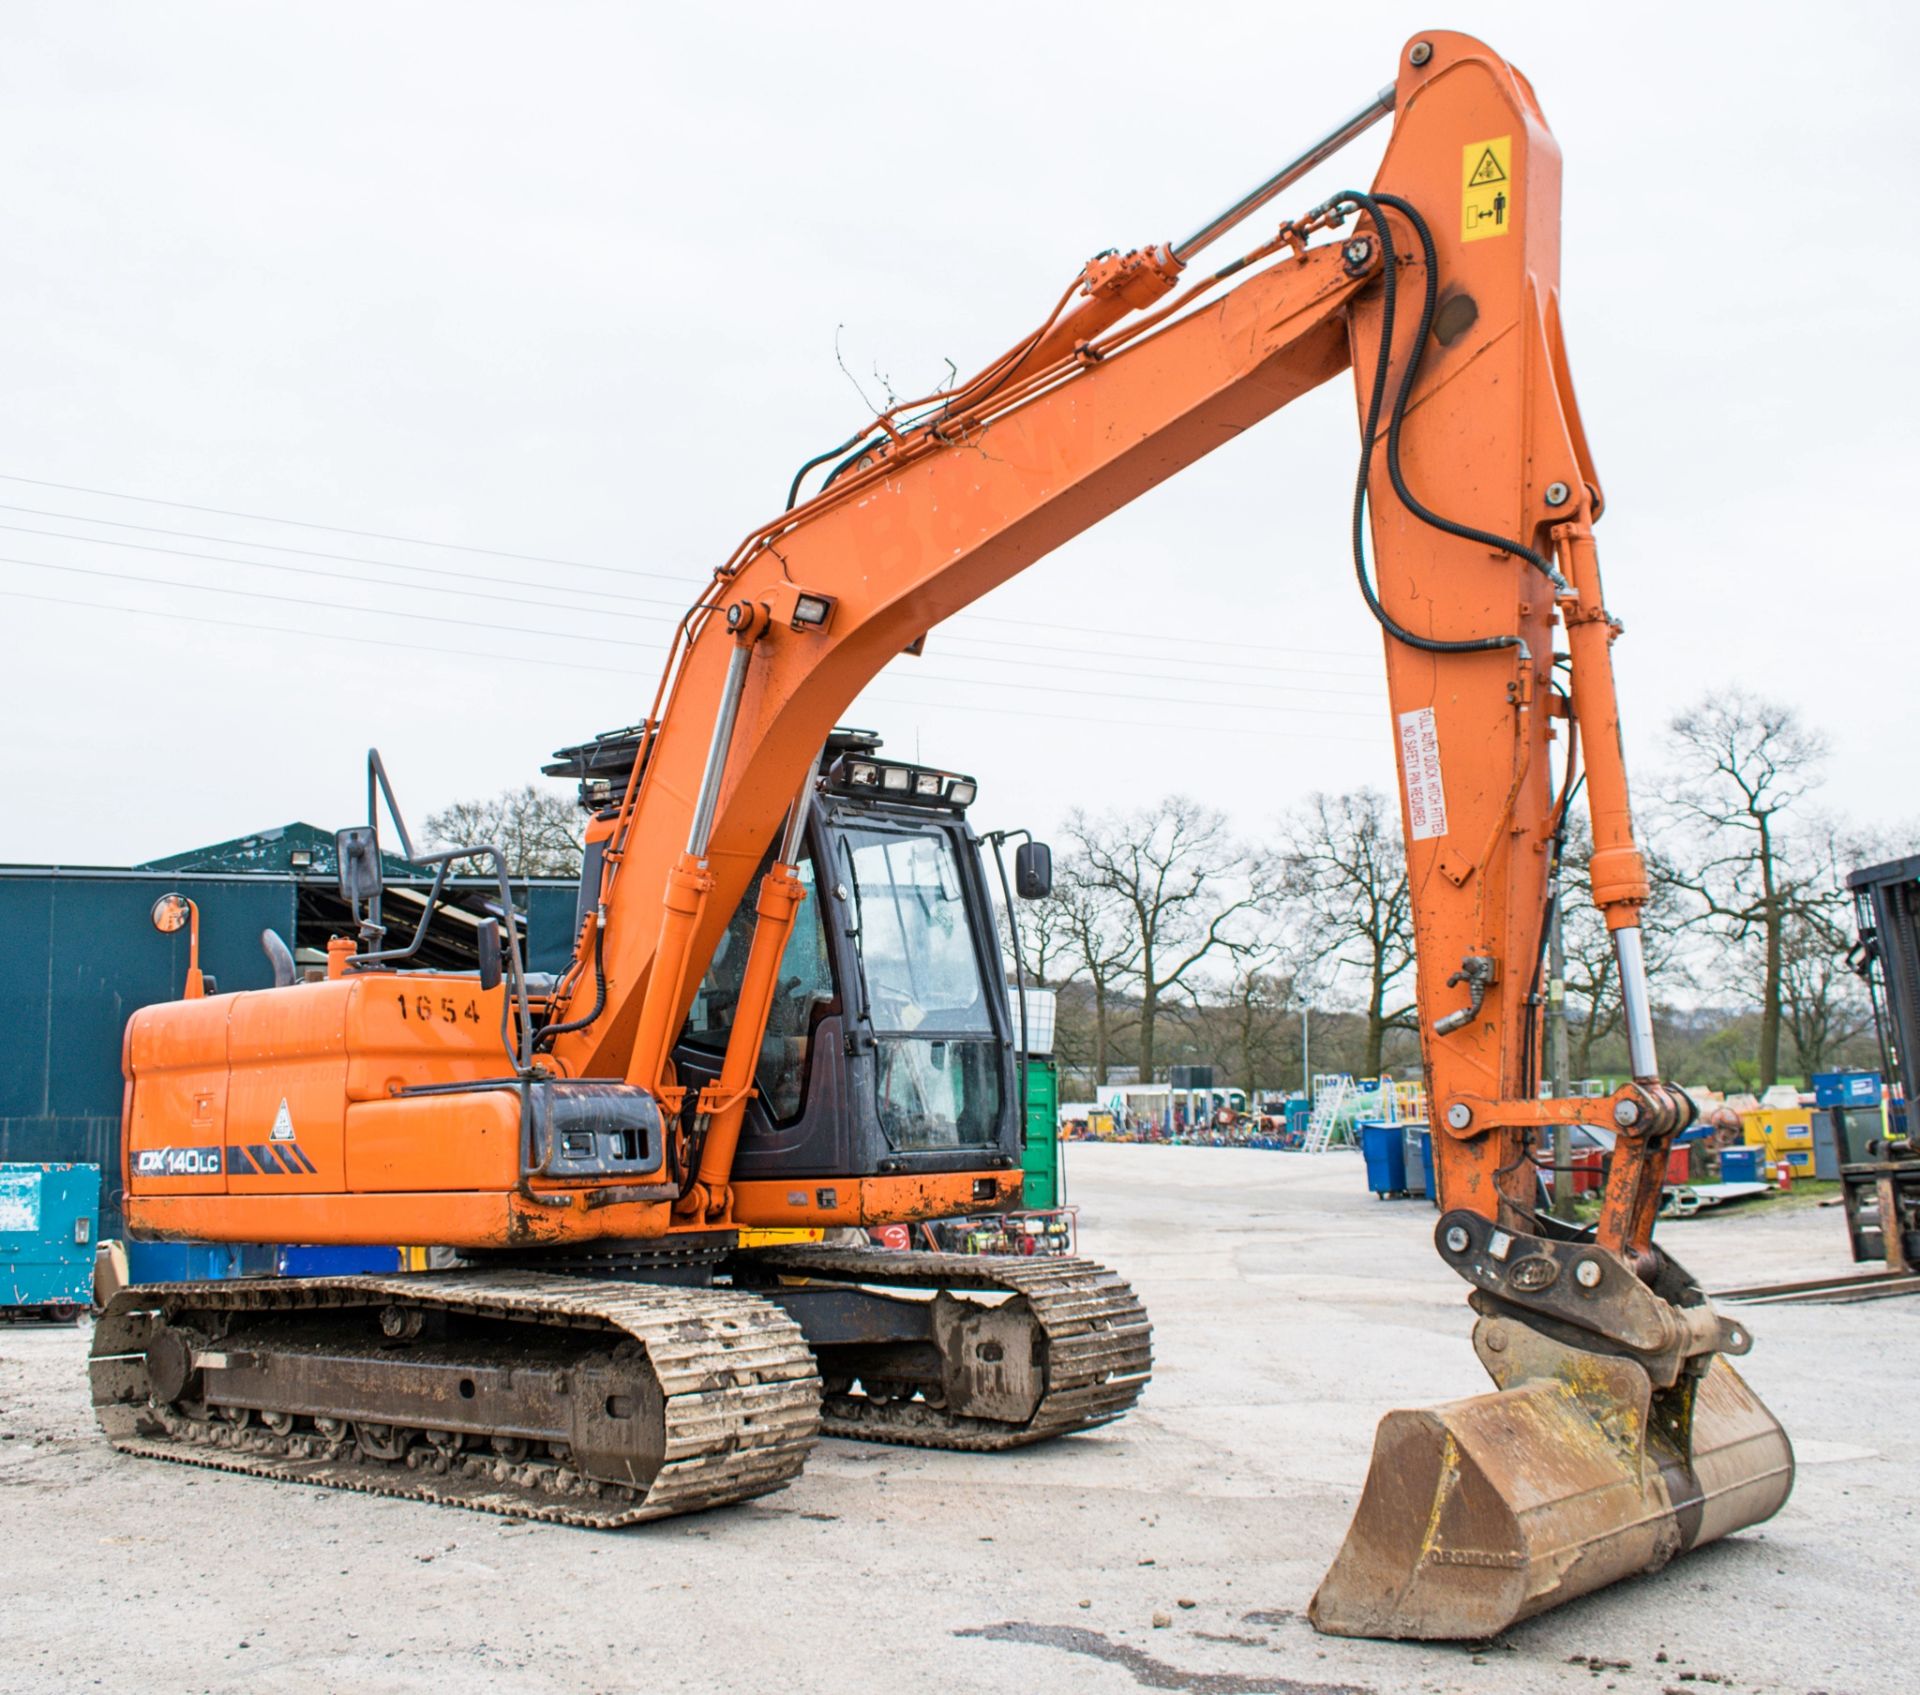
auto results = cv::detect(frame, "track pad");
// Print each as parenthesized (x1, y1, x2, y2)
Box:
(932, 1292, 1044, 1424)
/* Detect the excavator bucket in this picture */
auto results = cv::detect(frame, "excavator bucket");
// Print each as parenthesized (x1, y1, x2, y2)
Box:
(1309, 1352, 1793, 1640)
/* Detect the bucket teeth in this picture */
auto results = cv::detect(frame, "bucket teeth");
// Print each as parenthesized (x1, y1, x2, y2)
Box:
(1309, 1353, 1793, 1640)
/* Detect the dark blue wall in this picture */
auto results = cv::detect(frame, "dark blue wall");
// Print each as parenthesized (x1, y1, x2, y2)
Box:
(0, 871, 579, 1235)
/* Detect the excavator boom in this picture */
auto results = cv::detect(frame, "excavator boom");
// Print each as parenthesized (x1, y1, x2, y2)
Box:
(99, 29, 1792, 1641)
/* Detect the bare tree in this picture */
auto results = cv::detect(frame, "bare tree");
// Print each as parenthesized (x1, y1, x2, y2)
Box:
(1050, 864, 1141, 1087)
(996, 876, 1082, 988)
(1218, 960, 1298, 1102)
(426, 784, 585, 878)
(1655, 691, 1831, 1088)
(1779, 817, 1877, 1077)
(1066, 799, 1265, 1085)
(997, 866, 1140, 1085)
(1277, 788, 1416, 1077)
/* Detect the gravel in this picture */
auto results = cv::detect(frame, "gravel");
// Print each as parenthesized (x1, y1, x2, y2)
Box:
(0, 1143, 1907, 1694)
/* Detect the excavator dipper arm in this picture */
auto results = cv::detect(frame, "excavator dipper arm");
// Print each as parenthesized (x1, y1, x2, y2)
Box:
(530, 30, 1792, 1638)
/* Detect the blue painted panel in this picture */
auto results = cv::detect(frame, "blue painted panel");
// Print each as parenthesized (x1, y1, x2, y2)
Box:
(0, 873, 293, 1231)
(1813, 1071, 1881, 1108)
(125, 1239, 278, 1282)
(277, 1244, 402, 1276)
(526, 883, 582, 975)
(0, 1118, 121, 1233)
(1, 866, 570, 1241)
(46, 876, 294, 1119)
(0, 881, 55, 1118)
(1, 1162, 100, 1308)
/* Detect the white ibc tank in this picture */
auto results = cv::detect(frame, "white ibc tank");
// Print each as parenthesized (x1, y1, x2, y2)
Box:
(1009, 986, 1056, 1055)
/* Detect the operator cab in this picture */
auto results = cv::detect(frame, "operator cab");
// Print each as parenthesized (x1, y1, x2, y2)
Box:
(544, 727, 1046, 1191)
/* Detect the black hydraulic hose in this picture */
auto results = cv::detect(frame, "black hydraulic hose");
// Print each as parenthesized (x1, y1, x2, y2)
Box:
(1338, 189, 1579, 1199)
(1368, 191, 1570, 596)
(786, 429, 871, 511)
(532, 913, 607, 1051)
(819, 434, 884, 494)
(1333, 187, 1565, 657)
(1335, 190, 1516, 658)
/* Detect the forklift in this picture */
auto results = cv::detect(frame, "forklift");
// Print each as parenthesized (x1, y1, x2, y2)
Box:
(1840, 854, 1920, 1269)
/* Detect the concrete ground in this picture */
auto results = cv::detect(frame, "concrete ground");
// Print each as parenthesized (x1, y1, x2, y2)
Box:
(1, 1145, 1910, 1695)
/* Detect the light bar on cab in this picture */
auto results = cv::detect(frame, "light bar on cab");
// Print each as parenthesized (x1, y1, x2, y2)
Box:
(824, 751, 977, 810)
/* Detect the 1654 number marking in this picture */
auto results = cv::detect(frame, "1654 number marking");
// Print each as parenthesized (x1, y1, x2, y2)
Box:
(396, 992, 482, 1025)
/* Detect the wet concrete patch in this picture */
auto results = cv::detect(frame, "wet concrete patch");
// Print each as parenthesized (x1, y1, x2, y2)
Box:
(956, 1621, 1371, 1695)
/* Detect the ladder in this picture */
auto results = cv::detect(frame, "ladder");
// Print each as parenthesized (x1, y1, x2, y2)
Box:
(1303, 1075, 1357, 1153)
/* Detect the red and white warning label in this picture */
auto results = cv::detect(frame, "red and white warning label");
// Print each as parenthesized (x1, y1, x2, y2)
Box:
(1398, 707, 1449, 841)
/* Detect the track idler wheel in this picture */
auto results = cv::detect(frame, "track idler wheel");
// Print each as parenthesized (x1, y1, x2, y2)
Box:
(1309, 1329, 1794, 1640)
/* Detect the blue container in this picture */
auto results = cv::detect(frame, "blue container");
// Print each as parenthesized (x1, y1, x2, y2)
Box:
(1813, 1071, 1881, 1109)
(1359, 1121, 1409, 1197)
(1718, 1146, 1762, 1184)
(126, 1239, 278, 1283)
(2, 1162, 101, 1310)
(277, 1245, 402, 1277)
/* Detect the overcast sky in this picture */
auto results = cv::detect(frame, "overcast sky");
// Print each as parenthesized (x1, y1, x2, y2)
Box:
(1, 2, 1912, 869)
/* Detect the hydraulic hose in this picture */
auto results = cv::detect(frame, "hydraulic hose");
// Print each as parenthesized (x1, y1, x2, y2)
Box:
(532, 911, 607, 1052)
(786, 430, 872, 511)
(819, 434, 885, 494)
(1334, 187, 1565, 658)
(1368, 192, 1570, 596)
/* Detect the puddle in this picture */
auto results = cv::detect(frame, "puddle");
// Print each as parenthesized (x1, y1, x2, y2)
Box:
(955, 1620, 1370, 1695)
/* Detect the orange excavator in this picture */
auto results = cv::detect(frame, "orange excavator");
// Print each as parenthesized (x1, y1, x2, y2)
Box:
(92, 30, 1792, 1640)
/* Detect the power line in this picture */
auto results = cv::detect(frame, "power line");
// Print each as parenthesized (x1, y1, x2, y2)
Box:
(931, 631, 1383, 694)
(5, 549, 1386, 719)
(0, 469, 1385, 664)
(877, 671, 1375, 718)
(859, 693, 1379, 745)
(2, 554, 672, 649)
(0, 501, 692, 595)
(4, 586, 1382, 745)
(0, 521, 693, 622)
(0, 472, 654, 581)
(4, 585, 642, 679)
(886, 659, 1377, 715)
(952, 604, 1379, 664)
(0, 507, 1384, 694)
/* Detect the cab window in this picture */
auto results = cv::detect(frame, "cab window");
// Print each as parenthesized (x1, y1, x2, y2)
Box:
(682, 852, 833, 1122)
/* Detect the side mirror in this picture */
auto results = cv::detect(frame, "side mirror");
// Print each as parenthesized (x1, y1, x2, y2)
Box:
(151, 893, 193, 934)
(149, 892, 206, 999)
(335, 825, 384, 903)
(1014, 841, 1053, 900)
(476, 918, 503, 993)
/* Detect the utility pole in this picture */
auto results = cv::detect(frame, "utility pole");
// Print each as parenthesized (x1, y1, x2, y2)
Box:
(1300, 1000, 1311, 1101)
(1548, 887, 1574, 1219)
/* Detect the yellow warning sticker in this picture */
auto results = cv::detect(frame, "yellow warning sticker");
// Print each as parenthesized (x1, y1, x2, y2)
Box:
(1461, 135, 1512, 242)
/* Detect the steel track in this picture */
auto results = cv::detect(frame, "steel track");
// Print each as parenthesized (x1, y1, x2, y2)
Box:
(90, 1271, 820, 1526)
(743, 1246, 1152, 1450)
